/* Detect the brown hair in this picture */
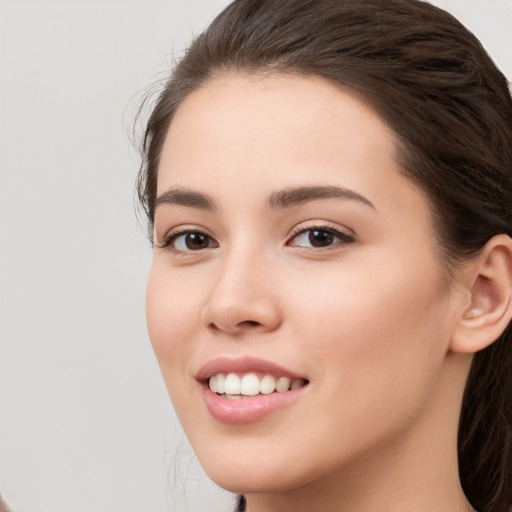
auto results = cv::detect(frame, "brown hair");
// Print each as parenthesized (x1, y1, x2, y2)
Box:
(137, 1, 512, 510)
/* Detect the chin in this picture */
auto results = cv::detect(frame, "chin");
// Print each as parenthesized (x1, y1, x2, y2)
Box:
(192, 436, 331, 495)
(204, 461, 313, 495)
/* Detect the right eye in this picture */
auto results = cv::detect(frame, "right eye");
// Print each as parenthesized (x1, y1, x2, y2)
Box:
(161, 230, 218, 253)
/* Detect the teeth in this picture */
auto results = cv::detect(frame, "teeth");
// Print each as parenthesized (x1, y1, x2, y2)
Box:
(276, 376, 291, 392)
(208, 372, 306, 396)
(259, 375, 276, 394)
(224, 373, 241, 395)
(240, 373, 260, 396)
(290, 378, 303, 390)
(215, 373, 226, 394)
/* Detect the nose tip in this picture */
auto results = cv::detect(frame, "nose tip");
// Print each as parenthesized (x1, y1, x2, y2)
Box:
(200, 268, 281, 335)
(202, 300, 281, 335)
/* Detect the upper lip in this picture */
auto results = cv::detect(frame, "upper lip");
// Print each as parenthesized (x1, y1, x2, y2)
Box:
(196, 356, 307, 382)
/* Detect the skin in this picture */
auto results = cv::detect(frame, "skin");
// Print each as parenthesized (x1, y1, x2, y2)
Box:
(0, 496, 11, 512)
(146, 74, 478, 512)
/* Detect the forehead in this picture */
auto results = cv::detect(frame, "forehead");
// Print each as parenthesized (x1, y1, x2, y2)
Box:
(157, 73, 421, 215)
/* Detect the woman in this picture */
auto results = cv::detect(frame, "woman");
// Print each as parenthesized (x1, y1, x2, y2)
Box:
(137, 1, 512, 511)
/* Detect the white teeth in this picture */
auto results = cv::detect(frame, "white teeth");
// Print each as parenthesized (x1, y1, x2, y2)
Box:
(215, 373, 226, 394)
(276, 376, 291, 393)
(208, 372, 306, 396)
(224, 373, 241, 395)
(240, 373, 260, 396)
(259, 375, 276, 394)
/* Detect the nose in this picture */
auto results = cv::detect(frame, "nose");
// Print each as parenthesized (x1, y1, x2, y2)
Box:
(200, 255, 282, 335)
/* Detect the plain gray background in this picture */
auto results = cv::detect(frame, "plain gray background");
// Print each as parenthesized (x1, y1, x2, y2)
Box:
(1, 1, 511, 511)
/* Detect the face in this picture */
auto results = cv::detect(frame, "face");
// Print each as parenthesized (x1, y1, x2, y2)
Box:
(146, 74, 460, 493)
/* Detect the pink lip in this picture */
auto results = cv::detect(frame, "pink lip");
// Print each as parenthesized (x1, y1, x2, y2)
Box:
(196, 356, 306, 381)
(201, 385, 307, 424)
(196, 356, 309, 424)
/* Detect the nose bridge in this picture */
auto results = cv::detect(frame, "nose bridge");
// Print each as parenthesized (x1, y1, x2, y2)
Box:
(202, 236, 281, 333)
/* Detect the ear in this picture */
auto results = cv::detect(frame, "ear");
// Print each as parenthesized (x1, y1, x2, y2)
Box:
(450, 234, 512, 354)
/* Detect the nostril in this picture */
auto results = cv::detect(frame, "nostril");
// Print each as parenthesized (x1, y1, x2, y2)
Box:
(207, 320, 261, 332)
(238, 320, 261, 328)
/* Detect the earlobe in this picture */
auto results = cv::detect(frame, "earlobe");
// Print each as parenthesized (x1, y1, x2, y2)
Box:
(450, 234, 512, 354)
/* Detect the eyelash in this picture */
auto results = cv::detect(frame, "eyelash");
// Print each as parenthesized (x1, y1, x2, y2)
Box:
(286, 224, 354, 250)
(158, 228, 217, 253)
(158, 224, 354, 254)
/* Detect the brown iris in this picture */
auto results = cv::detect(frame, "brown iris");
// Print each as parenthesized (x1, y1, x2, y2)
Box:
(184, 232, 211, 250)
(308, 229, 335, 247)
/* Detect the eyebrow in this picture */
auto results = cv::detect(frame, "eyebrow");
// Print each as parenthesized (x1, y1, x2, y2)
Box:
(267, 185, 375, 209)
(154, 187, 217, 211)
(154, 184, 374, 212)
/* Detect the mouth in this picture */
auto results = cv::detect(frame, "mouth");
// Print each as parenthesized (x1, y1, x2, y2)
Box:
(197, 357, 309, 423)
(207, 372, 308, 399)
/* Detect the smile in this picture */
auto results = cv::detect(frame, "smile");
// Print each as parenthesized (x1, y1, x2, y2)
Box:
(198, 357, 309, 423)
(209, 372, 307, 398)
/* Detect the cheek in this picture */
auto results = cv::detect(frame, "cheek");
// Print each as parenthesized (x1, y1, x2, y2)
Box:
(286, 255, 452, 413)
(254, 259, 454, 481)
(145, 264, 201, 376)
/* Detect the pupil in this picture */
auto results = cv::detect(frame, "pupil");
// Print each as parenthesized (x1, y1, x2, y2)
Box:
(309, 230, 333, 247)
(186, 232, 208, 250)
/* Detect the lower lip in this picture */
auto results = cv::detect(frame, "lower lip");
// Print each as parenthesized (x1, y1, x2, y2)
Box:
(201, 385, 307, 424)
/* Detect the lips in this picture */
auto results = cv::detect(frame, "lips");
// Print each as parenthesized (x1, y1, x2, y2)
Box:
(196, 356, 309, 424)
(196, 356, 307, 382)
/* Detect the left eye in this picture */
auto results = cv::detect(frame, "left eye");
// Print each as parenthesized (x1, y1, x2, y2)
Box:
(166, 231, 217, 252)
(288, 228, 353, 248)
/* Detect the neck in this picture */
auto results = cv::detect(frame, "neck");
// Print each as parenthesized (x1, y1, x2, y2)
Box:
(245, 352, 474, 512)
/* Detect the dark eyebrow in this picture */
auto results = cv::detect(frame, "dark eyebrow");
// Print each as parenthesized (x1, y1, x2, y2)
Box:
(154, 187, 217, 211)
(267, 185, 375, 209)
